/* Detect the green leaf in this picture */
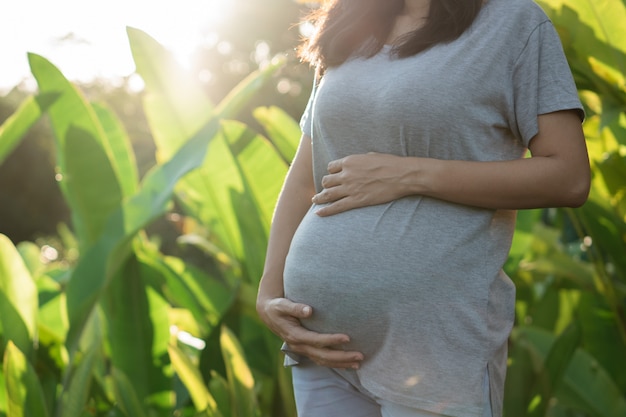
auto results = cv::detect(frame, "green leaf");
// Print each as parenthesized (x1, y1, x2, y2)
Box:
(509, 209, 542, 259)
(253, 106, 300, 163)
(168, 343, 221, 416)
(111, 368, 148, 417)
(64, 125, 123, 244)
(59, 344, 99, 417)
(16, 241, 44, 279)
(578, 292, 626, 391)
(56, 305, 103, 417)
(527, 287, 561, 331)
(276, 357, 296, 417)
(208, 371, 231, 417)
(101, 255, 171, 408)
(137, 245, 235, 337)
(28, 53, 125, 246)
(64, 117, 220, 356)
(220, 326, 258, 417)
(0, 92, 59, 165)
(3, 341, 49, 417)
(92, 102, 139, 197)
(37, 275, 67, 347)
(0, 234, 38, 358)
(174, 120, 289, 285)
(23, 25, 299, 417)
(518, 326, 626, 417)
(512, 223, 596, 291)
(529, 322, 582, 416)
(0, 368, 6, 414)
(127, 26, 213, 158)
(127, 26, 286, 277)
(597, 151, 626, 208)
(576, 200, 626, 280)
(174, 129, 247, 273)
(221, 120, 288, 282)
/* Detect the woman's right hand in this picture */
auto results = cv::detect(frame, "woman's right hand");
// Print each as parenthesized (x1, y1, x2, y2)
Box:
(256, 297, 364, 369)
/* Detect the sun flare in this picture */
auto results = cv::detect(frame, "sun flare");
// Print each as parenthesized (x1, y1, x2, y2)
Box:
(0, 0, 235, 90)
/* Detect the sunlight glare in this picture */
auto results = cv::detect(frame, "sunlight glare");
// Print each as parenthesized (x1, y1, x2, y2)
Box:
(0, 0, 235, 91)
(123, 0, 235, 70)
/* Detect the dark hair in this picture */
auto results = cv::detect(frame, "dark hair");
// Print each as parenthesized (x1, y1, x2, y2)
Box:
(299, 0, 484, 70)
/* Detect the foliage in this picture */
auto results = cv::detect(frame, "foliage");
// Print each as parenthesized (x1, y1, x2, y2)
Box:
(0, 0, 625, 416)
(503, 0, 626, 416)
(0, 91, 69, 243)
(0, 26, 298, 417)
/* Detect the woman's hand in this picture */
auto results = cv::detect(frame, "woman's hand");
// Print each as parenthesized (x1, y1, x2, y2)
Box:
(312, 110, 590, 214)
(256, 297, 364, 369)
(312, 152, 412, 216)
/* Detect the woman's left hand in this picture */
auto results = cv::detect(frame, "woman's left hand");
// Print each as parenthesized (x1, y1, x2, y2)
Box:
(312, 152, 412, 216)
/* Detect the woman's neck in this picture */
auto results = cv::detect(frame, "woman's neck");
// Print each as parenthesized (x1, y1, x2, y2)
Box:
(401, 0, 431, 19)
(387, 0, 430, 44)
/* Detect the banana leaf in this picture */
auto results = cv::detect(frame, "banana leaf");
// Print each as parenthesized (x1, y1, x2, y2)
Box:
(517, 326, 626, 417)
(0, 234, 37, 358)
(168, 343, 222, 416)
(3, 341, 49, 417)
(0, 92, 59, 165)
(92, 102, 139, 197)
(220, 326, 258, 417)
(128, 26, 286, 281)
(100, 254, 171, 410)
(137, 244, 235, 338)
(253, 105, 300, 163)
(127, 26, 214, 159)
(28, 54, 125, 247)
(111, 368, 148, 417)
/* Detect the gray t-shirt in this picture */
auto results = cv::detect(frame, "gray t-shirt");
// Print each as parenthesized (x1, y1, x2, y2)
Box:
(283, 0, 582, 416)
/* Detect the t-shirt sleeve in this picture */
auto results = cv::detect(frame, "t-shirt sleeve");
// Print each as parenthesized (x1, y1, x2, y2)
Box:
(511, 21, 584, 147)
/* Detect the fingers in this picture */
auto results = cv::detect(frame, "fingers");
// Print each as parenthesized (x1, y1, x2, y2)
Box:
(283, 325, 349, 347)
(327, 153, 378, 174)
(261, 298, 364, 369)
(327, 158, 343, 174)
(314, 198, 353, 217)
(293, 344, 364, 369)
(284, 328, 364, 369)
(312, 186, 344, 205)
(271, 298, 313, 319)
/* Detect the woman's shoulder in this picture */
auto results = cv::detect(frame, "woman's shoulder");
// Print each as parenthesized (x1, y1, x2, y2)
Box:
(482, 0, 551, 27)
(476, 0, 554, 51)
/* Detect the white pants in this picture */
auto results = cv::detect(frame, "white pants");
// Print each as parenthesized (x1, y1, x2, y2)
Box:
(291, 362, 492, 417)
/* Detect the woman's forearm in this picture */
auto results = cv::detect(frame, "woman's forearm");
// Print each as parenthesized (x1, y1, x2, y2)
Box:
(313, 110, 590, 215)
(412, 111, 590, 210)
(259, 184, 314, 299)
(257, 135, 316, 301)
(410, 155, 589, 210)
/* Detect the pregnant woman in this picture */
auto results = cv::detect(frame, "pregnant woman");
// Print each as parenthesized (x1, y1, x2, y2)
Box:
(256, 0, 590, 416)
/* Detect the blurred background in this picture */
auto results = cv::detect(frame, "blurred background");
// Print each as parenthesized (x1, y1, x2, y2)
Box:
(0, 0, 311, 244)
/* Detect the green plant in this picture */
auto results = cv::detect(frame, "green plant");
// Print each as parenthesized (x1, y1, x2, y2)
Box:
(0, 26, 297, 417)
(503, 1, 626, 416)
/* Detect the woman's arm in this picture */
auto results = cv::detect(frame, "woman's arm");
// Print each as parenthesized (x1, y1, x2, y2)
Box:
(256, 134, 364, 369)
(312, 110, 590, 215)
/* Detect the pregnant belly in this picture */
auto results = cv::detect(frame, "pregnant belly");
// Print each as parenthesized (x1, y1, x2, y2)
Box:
(283, 202, 431, 356)
(283, 199, 500, 357)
